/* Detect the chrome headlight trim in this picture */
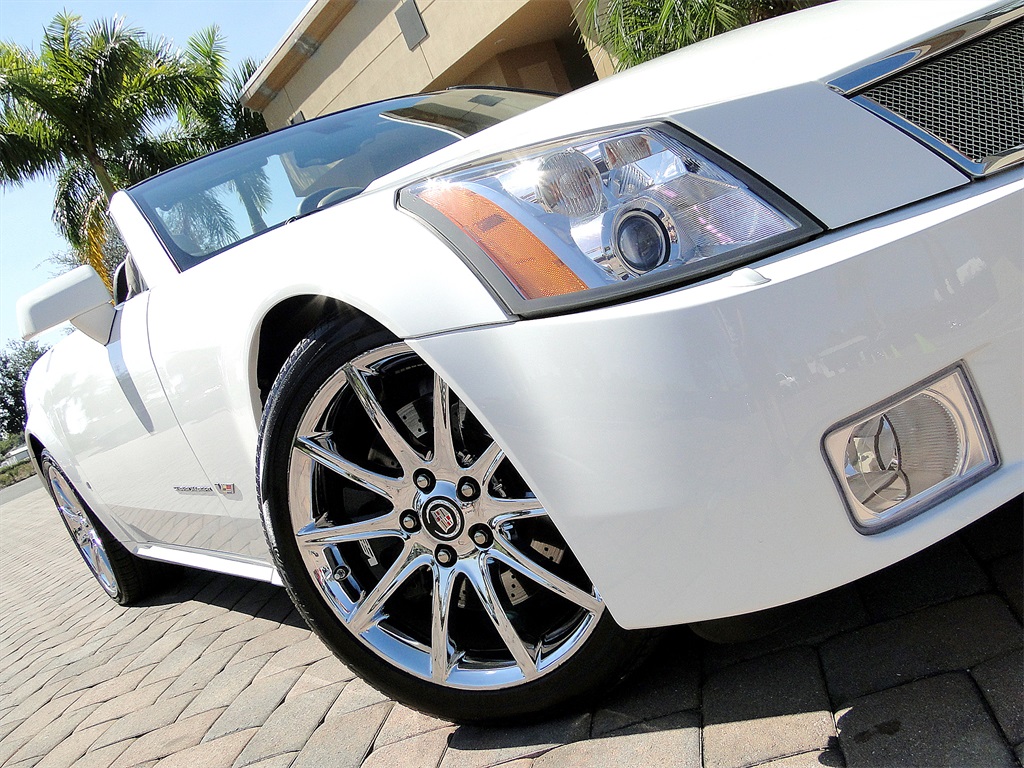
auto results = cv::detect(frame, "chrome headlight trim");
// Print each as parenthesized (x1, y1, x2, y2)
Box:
(399, 123, 821, 318)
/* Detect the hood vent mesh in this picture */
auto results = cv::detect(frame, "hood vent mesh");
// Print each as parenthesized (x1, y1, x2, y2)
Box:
(859, 18, 1023, 176)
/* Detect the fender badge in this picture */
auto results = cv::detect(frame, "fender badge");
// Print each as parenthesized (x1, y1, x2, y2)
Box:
(173, 485, 214, 495)
(215, 483, 236, 496)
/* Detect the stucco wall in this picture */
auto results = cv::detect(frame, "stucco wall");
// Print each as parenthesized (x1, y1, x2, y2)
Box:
(256, 0, 597, 129)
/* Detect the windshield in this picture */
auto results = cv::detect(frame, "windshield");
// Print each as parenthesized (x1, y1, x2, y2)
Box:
(127, 89, 551, 270)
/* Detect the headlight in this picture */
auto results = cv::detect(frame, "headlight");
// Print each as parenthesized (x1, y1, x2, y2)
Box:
(400, 125, 820, 315)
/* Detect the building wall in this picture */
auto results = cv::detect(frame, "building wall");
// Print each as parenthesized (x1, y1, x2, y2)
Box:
(249, 0, 604, 130)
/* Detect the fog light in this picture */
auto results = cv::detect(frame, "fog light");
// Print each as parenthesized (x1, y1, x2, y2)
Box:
(824, 365, 997, 533)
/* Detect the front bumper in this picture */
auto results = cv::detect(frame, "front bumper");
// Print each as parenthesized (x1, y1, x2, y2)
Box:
(410, 171, 1023, 630)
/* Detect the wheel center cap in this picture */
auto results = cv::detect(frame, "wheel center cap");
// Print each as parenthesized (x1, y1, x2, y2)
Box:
(423, 498, 464, 541)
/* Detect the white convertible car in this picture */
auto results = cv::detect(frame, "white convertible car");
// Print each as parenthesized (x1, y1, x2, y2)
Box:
(17, 0, 1023, 720)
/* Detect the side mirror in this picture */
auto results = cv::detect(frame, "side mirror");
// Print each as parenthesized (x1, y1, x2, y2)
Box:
(17, 266, 115, 345)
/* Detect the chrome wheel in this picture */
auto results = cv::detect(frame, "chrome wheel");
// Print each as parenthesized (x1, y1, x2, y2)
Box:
(47, 465, 119, 597)
(286, 342, 604, 689)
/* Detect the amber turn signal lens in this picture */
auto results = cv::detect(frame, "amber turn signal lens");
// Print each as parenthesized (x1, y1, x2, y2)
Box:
(414, 185, 586, 300)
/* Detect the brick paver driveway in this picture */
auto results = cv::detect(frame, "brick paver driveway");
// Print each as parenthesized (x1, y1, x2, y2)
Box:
(2, 481, 1021, 768)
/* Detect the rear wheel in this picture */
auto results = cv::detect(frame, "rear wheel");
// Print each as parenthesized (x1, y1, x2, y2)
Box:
(258, 319, 651, 721)
(42, 450, 151, 605)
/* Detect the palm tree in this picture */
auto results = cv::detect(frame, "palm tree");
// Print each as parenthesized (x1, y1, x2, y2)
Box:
(179, 27, 267, 154)
(1, 15, 268, 289)
(580, 0, 822, 72)
(0, 13, 208, 286)
(0, 14, 207, 199)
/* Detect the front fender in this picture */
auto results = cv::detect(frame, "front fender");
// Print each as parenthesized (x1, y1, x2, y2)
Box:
(136, 188, 509, 525)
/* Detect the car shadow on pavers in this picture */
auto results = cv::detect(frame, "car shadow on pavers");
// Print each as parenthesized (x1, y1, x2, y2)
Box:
(690, 496, 1023, 768)
(1, 493, 1020, 768)
(434, 637, 704, 768)
(134, 567, 307, 631)
(403, 496, 1021, 768)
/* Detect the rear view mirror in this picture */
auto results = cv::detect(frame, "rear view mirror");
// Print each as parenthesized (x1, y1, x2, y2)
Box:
(17, 266, 115, 345)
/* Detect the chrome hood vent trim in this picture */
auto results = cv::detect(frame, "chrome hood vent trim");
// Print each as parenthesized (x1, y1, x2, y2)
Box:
(829, 1, 1024, 177)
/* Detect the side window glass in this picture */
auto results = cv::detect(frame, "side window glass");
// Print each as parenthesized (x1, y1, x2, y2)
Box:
(126, 255, 148, 298)
(113, 256, 149, 306)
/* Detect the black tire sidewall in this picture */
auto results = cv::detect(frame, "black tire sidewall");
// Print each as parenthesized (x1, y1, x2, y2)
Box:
(257, 320, 648, 723)
(40, 450, 147, 605)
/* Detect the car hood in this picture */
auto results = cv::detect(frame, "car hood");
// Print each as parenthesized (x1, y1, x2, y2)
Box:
(369, 0, 999, 191)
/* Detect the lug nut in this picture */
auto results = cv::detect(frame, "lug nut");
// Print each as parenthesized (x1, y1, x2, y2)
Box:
(399, 510, 420, 532)
(413, 470, 435, 492)
(457, 478, 479, 501)
(470, 525, 493, 548)
(333, 565, 350, 581)
(435, 545, 456, 566)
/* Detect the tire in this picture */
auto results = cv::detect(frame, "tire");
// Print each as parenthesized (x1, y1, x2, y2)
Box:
(41, 450, 152, 605)
(258, 318, 653, 722)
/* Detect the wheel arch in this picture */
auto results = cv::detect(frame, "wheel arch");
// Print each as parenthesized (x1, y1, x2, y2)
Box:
(26, 432, 46, 478)
(249, 293, 392, 416)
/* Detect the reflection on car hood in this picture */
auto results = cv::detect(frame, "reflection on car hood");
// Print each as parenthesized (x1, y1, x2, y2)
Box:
(369, 0, 1003, 190)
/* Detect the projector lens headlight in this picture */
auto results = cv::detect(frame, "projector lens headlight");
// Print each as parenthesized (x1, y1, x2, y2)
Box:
(401, 125, 819, 315)
(614, 207, 670, 274)
(825, 366, 997, 533)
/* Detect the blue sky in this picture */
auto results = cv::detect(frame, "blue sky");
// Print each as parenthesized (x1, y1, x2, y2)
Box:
(0, 0, 308, 346)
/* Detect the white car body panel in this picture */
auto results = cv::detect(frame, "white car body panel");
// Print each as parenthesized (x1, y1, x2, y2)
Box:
(28, 295, 247, 548)
(411, 171, 1023, 627)
(109, 194, 179, 287)
(102, 188, 507, 561)
(669, 83, 969, 228)
(21, 0, 1023, 623)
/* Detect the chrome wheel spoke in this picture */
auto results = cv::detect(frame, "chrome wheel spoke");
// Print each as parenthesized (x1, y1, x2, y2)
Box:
(84, 537, 99, 568)
(343, 363, 419, 470)
(430, 562, 458, 683)
(60, 508, 82, 532)
(431, 373, 457, 470)
(295, 433, 399, 501)
(287, 341, 602, 690)
(489, 498, 546, 519)
(348, 543, 431, 633)
(468, 441, 504, 484)
(88, 537, 114, 582)
(49, 469, 118, 597)
(463, 556, 538, 679)
(489, 541, 602, 613)
(296, 515, 402, 549)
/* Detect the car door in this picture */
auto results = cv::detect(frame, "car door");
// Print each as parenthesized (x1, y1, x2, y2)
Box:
(41, 255, 247, 554)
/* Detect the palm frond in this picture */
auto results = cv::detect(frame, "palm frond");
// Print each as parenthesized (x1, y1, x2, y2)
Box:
(2, 10, 269, 266)
(163, 190, 240, 254)
(185, 25, 228, 80)
(52, 160, 104, 247)
(0, 106, 66, 182)
(580, 0, 770, 70)
(126, 131, 208, 180)
(49, 215, 126, 282)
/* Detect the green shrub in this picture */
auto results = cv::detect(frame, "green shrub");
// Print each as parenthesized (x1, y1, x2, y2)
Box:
(0, 459, 35, 489)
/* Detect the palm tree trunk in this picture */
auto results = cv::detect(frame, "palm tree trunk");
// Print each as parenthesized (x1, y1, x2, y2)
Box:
(84, 212, 113, 293)
(85, 152, 118, 201)
(236, 178, 268, 233)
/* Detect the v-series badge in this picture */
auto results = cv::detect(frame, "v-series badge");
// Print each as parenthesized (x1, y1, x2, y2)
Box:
(173, 484, 236, 496)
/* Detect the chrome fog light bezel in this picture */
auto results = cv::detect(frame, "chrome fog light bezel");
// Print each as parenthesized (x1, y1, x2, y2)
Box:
(823, 364, 998, 534)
